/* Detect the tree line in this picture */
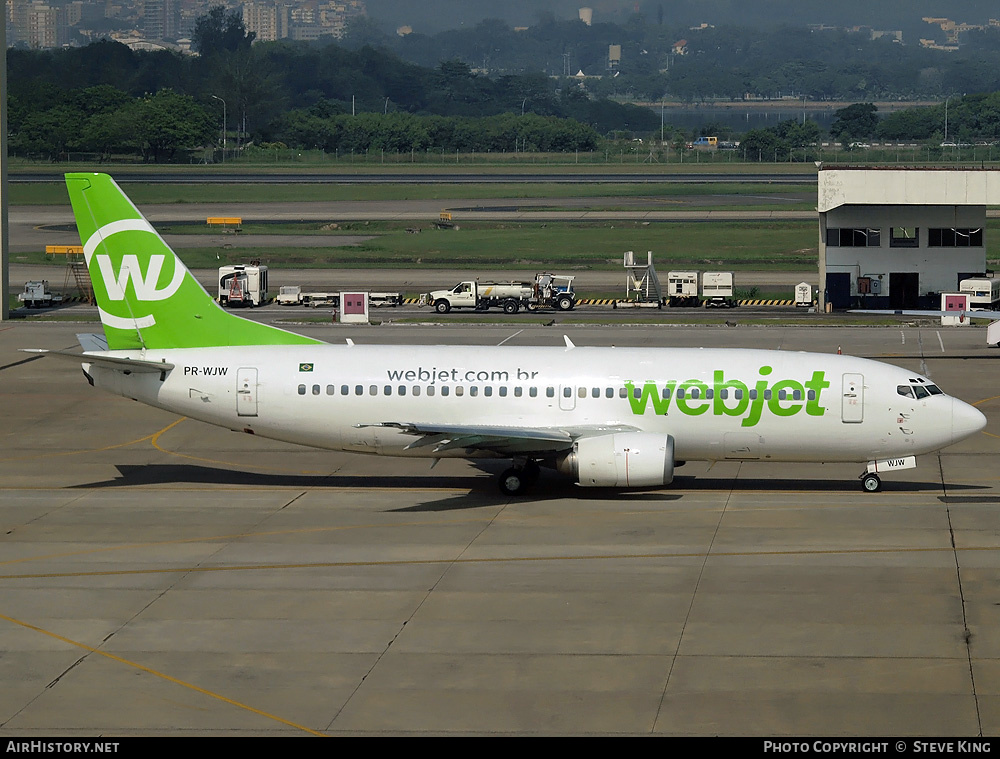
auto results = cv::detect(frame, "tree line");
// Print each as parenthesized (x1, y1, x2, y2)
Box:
(347, 12, 1000, 103)
(6, 9, 651, 162)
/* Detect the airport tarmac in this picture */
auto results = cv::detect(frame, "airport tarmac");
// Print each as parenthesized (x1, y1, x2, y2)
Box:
(2, 320, 1000, 736)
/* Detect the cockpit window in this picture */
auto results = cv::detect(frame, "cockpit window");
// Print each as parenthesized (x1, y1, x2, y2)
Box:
(897, 385, 914, 398)
(913, 385, 930, 399)
(926, 384, 943, 395)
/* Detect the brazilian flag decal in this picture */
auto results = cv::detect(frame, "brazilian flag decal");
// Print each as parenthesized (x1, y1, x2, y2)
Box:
(299, 363, 314, 372)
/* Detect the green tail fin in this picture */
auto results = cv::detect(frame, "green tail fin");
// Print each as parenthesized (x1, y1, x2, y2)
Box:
(66, 173, 322, 350)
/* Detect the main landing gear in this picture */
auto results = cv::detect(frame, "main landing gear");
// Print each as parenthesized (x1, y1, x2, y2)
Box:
(498, 459, 540, 496)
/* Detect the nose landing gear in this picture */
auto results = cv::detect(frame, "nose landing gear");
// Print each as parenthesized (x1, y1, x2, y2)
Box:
(860, 472, 882, 492)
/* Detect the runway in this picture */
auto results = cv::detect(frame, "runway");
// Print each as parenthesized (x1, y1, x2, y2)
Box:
(2, 320, 999, 735)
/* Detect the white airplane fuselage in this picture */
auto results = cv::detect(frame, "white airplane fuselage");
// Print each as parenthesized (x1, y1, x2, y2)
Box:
(82, 343, 984, 467)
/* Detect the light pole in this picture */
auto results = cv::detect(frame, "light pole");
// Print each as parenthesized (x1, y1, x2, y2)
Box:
(211, 95, 226, 161)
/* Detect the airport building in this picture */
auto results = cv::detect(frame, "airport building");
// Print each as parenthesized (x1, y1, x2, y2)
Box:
(818, 167, 1000, 309)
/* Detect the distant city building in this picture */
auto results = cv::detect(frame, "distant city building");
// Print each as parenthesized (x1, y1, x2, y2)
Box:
(242, 0, 365, 43)
(9, 1, 70, 48)
(242, 0, 289, 42)
(144, 0, 180, 41)
(607, 43, 620, 71)
(921, 15, 995, 48)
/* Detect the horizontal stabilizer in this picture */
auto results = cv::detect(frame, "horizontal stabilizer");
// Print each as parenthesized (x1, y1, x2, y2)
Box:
(20, 349, 174, 374)
(76, 333, 109, 352)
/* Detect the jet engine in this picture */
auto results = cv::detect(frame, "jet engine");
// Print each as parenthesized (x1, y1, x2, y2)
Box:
(555, 432, 675, 488)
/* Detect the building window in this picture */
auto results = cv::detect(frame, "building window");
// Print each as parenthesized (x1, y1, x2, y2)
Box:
(890, 227, 919, 248)
(826, 228, 880, 247)
(928, 228, 983, 247)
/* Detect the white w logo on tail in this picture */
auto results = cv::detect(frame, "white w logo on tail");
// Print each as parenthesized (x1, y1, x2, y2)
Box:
(95, 254, 185, 302)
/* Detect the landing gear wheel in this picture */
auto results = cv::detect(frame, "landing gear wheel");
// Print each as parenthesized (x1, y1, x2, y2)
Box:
(861, 473, 882, 493)
(499, 468, 527, 496)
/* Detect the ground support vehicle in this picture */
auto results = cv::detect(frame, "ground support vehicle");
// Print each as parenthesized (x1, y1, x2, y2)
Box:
(702, 272, 737, 308)
(422, 281, 533, 314)
(959, 277, 1000, 310)
(666, 271, 700, 307)
(17, 281, 63, 308)
(219, 265, 268, 308)
(529, 273, 576, 311)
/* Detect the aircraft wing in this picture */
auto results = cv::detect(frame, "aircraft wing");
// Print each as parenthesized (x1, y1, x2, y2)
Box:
(20, 349, 175, 374)
(360, 421, 639, 455)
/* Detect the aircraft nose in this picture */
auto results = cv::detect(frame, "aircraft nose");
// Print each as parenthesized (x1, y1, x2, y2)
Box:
(952, 398, 987, 443)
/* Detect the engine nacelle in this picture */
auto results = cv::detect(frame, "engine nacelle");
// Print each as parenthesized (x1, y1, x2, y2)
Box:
(556, 432, 675, 488)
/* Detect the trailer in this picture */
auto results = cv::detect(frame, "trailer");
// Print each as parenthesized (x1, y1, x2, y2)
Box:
(701, 271, 736, 308)
(666, 271, 700, 307)
(17, 281, 63, 308)
(219, 265, 268, 307)
(277, 286, 402, 309)
(276, 285, 303, 305)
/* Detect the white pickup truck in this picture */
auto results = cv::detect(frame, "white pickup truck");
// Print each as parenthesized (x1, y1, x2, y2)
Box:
(424, 281, 533, 314)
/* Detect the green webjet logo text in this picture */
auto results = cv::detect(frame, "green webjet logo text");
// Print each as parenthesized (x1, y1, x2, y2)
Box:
(625, 367, 830, 428)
